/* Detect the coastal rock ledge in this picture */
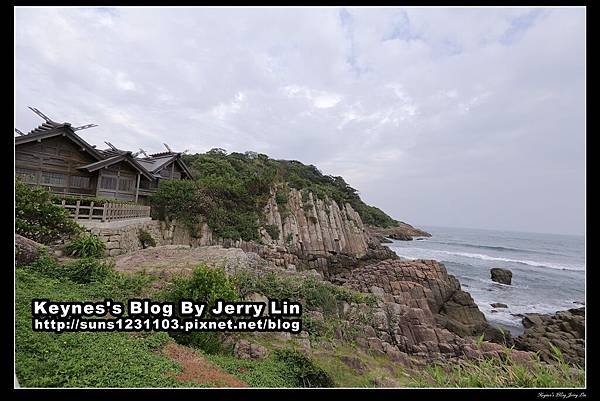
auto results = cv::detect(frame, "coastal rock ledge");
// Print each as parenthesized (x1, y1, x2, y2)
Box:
(515, 307, 585, 366)
(344, 259, 511, 361)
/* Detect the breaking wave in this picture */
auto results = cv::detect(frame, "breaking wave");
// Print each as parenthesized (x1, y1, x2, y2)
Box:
(392, 247, 585, 272)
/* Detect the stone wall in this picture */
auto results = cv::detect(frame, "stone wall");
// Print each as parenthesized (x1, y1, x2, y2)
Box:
(81, 218, 167, 257)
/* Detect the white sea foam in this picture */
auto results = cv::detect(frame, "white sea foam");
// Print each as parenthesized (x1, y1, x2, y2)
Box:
(391, 247, 585, 272)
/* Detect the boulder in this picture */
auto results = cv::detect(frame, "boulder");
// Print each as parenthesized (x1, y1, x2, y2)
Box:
(233, 339, 268, 360)
(490, 268, 512, 285)
(339, 355, 367, 373)
(15, 234, 46, 267)
(491, 303, 508, 308)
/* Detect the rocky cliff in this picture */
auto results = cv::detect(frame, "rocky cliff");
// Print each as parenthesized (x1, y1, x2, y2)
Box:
(262, 188, 369, 259)
(344, 259, 511, 361)
(156, 187, 399, 278)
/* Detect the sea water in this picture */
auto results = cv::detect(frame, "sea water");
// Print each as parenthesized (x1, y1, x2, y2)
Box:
(386, 226, 585, 335)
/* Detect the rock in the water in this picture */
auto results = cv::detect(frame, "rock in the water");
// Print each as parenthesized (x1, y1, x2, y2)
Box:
(15, 234, 46, 267)
(491, 303, 508, 308)
(490, 268, 512, 285)
(515, 307, 585, 366)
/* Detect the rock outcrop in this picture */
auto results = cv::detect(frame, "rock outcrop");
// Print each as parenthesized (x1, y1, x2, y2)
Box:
(15, 234, 45, 267)
(367, 223, 431, 242)
(490, 268, 512, 285)
(515, 307, 585, 366)
(343, 259, 511, 361)
(262, 188, 369, 259)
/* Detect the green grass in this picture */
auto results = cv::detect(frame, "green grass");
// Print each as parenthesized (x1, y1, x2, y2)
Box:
(410, 350, 585, 388)
(204, 353, 296, 387)
(235, 270, 375, 314)
(15, 268, 186, 388)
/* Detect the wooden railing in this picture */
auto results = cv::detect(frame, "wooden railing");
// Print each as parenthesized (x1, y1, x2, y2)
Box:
(58, 200, 151, 222)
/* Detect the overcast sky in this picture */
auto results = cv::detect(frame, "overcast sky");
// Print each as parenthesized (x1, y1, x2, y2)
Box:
(14, 7, 585, 235)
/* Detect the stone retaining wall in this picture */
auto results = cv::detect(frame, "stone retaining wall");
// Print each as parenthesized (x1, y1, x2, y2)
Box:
(80, 218, 167, 257)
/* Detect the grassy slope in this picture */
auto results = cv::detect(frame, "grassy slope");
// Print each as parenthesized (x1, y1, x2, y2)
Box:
(15, 264, 585, 388)
(15, 268, 185, 387)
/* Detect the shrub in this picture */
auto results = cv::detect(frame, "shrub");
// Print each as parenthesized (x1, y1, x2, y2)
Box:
(235, 272, 374, 315)
(264, 224, 280, 240)
(164, 264, 238, 309)
(15, 179, 81, 244)
(138, 229, 156, 249)
(149, 180, 207, 233)
(273, 348, 334, 387)
(27, 255, 112, 284)
(275, 190, 288, 206)
(65, 233, 106, 258)
(162, 265, 238, 354)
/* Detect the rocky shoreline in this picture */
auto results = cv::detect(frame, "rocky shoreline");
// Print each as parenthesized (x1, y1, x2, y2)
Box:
(514, 307, 585, 366)
(366, 223, 432, 242)
(17, 185, 584, 370)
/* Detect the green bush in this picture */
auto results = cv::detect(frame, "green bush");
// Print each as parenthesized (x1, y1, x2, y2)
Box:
(275, 190, 288, 206)
(149, 180, 207, 235)
(177, 150, 399, 243)
(264, 224, 280, 240)
(273, 348, 334, 387)
(15, 179, 82, 244)
(138, 229, 156, 249)
(27, 255, 112, 284)
(65, 233, 106, 258)
(164, 264, 238, 309)
(162, 265, 238, 354)
(235, 271, 374, 315)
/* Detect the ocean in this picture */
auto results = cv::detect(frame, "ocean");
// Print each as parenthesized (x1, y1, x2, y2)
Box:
(385, 225, 585, 335)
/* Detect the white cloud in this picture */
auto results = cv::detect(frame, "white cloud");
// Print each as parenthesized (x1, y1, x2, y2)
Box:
(14, 7, 585, 234)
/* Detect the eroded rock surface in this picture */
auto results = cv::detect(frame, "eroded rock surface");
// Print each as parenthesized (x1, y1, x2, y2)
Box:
(15, 234, 46, 267)
(515, 307, 585, 366)
(343, 259, 512, 362)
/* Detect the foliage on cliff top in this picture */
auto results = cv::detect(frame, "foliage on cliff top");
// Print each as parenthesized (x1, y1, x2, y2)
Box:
(164, 148, 398, 241)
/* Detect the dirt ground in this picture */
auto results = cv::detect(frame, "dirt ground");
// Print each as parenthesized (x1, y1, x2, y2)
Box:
(159, 342, 247, 387)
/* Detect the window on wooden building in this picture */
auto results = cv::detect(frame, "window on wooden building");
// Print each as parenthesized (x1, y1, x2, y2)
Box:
(118, 177, 134, 192)
(16, 168, 38, 183)
(41, 171, 66, 186)
(70, 176, 90, 189)
(100, 176, 117, 190)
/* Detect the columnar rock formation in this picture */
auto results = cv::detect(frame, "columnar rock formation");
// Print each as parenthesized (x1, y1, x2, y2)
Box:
(262, 188, 369, 259)
(69, 186, 420, 276)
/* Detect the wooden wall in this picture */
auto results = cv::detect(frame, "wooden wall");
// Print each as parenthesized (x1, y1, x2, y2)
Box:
(15, 135, 98, 196)
(96, 161, 139, 201)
